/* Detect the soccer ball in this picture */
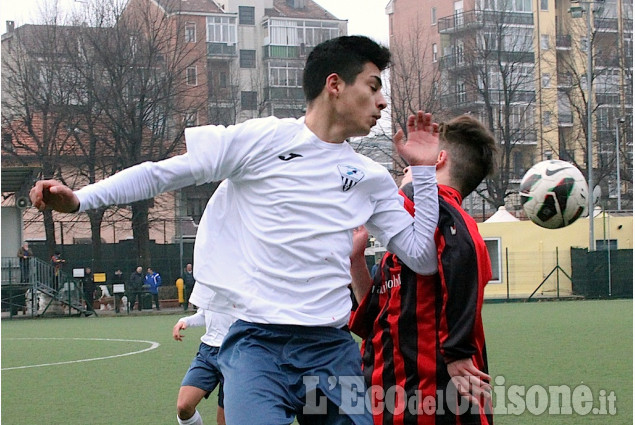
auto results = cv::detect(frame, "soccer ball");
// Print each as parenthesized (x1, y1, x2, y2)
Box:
(519, 160, 588, 229)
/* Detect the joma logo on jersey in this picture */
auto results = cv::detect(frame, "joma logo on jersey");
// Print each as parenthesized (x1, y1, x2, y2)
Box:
(337, 164, 365, 192)
(372, 274, 402, 294)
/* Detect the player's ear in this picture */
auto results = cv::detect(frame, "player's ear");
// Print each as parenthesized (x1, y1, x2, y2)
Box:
(325, 73, 343, 98)
(436, 150, 448, 170)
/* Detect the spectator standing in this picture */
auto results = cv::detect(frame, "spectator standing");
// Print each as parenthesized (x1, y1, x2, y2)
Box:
(82, 267, 96, 315)
(128, 266, 144, 311)
(145, 267, 162, 310)
(17, 241, 33, 283)
(112, 268, 125, 313)
(182, 263, 196, 311)
(50, 251, 66, 289)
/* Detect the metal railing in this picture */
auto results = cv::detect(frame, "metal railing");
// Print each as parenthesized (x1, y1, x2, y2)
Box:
(1, 257, 86, 318)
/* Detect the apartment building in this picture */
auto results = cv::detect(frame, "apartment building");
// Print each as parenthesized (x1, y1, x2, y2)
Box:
(387, 0, 632, 214)
(1, 0, 347, 251)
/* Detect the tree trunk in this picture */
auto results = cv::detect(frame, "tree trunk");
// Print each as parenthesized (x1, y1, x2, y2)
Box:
(43, 209, 57, 257)
(87, 208, 106, 271)
(131, 200, 151, 268)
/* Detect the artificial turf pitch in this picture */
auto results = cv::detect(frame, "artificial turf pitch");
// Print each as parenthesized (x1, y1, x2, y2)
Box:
(1, 299, 631, 424)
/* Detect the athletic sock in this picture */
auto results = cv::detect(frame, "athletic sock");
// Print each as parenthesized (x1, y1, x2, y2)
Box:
(177, 410, 203, 425)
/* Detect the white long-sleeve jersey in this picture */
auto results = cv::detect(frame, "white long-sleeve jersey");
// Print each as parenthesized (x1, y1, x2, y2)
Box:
(75, 117, 438, 327)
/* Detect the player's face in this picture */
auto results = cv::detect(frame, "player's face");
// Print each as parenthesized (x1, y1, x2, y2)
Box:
(337, 62, 386, 137)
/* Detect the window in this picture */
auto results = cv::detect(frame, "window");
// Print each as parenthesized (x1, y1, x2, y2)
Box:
(580, 37, 589, 53)
(185, 23, 196, 43)
(596, 239, 618, 250)
(431, 8, 437, 25)
(432, 43, 438, 62)
(268, 18, 340, 47)
(542, 111, 552, 126)
(540, 0, 548, 10)
(542, 73, 551, 88)
(186, 66, 197, 86)
(239, 6, 255, 25)
(240, 50, 256, 68)
(183, 111, 198, 127)
(484, 239, 502, 283)
(220, 72, 228, 88)
(207, 16, 237, 44)
(456, 41, 464, 64)
(269, 64, 303, 87)
(456, 81, 466, 103)
(540, 34, 550, 50)
(241, 91, 258, 110)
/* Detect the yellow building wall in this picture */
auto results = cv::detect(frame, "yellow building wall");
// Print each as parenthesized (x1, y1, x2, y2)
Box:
(478, 215, 633, 299)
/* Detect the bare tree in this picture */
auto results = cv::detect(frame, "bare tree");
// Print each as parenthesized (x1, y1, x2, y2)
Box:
(438, 8, 538, 209)
(1, 21, 79, 256)
(556, 5, 633, 207)
(60, 0, 208, 266)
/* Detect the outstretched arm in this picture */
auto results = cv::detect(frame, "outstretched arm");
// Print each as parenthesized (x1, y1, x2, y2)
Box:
(30, 154, 196, 213)
(385, 111, 440, 276)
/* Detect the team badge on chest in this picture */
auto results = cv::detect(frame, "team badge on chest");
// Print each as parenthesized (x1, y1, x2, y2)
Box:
(337, 164, 365, 192)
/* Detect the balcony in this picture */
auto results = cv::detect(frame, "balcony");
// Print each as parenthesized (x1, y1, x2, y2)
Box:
(263, 44, 313, 60)
(594, 17, 618, 32)
(556, 35, 572, 50)
(558, 112, 574, 126)
(596, 92, 621, 105)
(595, 56, 621, 68)
(207, 42, 237, 57)
(439, 89, 535, 109)
(438, 54, 470, 70)
(439, 50, 533, 71)
(557, 72, 574, 89)
(438, 10, 533, 34)
(265, 86, 304, 101)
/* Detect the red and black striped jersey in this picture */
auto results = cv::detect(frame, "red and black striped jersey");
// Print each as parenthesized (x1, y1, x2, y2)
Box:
(350, 185, 493, 425)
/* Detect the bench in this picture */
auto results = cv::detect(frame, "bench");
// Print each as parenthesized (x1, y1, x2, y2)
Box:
(159, 298, 180, 309)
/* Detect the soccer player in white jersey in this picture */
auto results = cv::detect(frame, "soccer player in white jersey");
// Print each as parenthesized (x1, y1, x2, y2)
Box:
(30, 35, 440, 424)
(173, 304, 235, 425)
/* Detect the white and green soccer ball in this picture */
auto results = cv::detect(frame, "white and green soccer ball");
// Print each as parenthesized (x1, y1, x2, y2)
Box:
(519, 160, 588, 229)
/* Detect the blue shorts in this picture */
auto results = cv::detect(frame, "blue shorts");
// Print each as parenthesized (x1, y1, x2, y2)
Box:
(218, 320, 372, 425)
(181, 342, 224, 408)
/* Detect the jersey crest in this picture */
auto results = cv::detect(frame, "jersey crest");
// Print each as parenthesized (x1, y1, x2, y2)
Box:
(337, 164, 365, 192)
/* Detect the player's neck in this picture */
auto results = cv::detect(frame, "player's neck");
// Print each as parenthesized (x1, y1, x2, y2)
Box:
(304, 102, 346, 144)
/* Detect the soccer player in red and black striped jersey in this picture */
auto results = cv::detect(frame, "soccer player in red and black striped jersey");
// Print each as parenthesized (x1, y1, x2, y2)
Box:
(350, 114, 498, 425)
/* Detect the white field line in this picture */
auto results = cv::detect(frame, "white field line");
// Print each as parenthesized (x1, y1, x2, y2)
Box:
(2, 337, 160, 370)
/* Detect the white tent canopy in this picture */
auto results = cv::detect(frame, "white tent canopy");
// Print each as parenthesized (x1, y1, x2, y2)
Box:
(485, 206, 520, 223)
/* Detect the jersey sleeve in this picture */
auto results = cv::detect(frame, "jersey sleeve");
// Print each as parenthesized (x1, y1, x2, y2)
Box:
(364, 170, 414, 246)
(184, 116, 279, 185)
(179, 308, 206, 328)
(438, 223, 480, 363)
(383, 166, 439, 276)
(75, 154, 196, 212)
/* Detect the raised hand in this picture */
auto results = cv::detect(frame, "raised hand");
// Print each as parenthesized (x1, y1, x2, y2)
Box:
(350, 226, 369, 262)
(393, 111, 439, 167)
(30, 180, 80, 213)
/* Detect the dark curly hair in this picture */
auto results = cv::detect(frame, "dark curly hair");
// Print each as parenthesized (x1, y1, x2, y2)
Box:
(303, 35, 391, 103)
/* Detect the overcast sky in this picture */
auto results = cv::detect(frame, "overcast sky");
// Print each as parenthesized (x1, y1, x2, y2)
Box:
(0, 0, 390, 43)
